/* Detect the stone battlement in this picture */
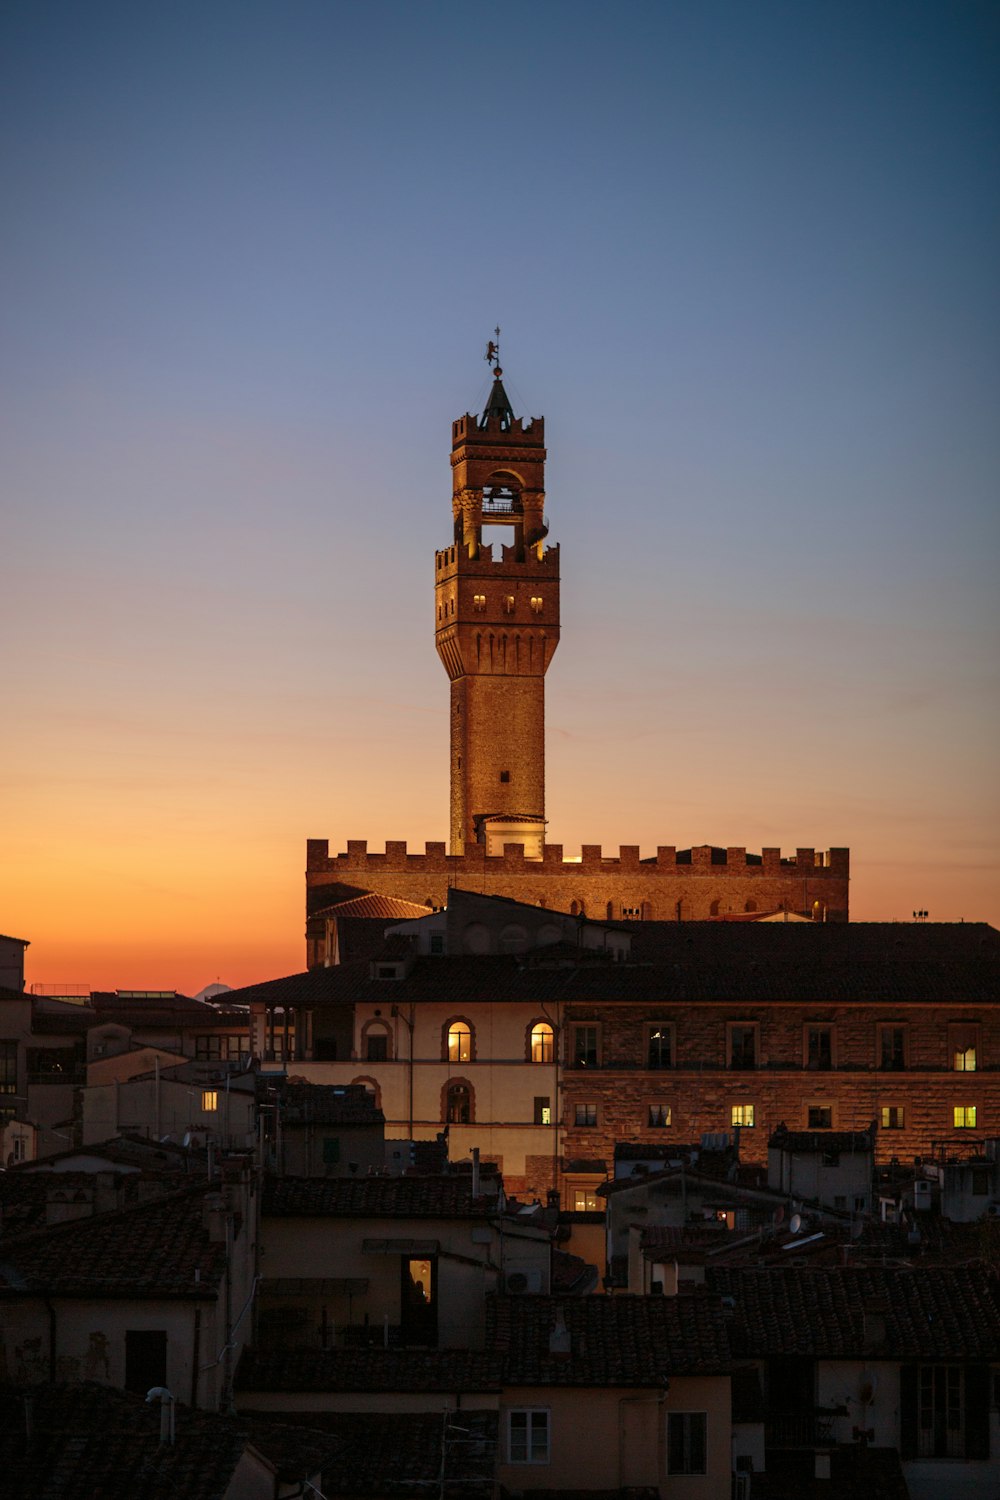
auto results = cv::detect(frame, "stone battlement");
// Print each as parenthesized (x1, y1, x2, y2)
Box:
(435, 542, 559, 572)
(451, 413, 544, 446)
(307, 838, 849, 876)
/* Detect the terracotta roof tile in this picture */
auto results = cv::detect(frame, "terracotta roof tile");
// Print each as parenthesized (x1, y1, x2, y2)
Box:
(0, 1383, 252, 1500)
(236, 1346, 503, 1393)
(275, 1081, 385, 1126)
(263, 1174, 495, 1219)
(0, 1182, 229, 1298)
(486, 1292, 731, 1382)
(708, 1265, 1000, 1359)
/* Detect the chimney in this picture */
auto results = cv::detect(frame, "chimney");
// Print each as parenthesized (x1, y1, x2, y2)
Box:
(202, 1191, 228, 1243)
(548, 1309, 571, 1360)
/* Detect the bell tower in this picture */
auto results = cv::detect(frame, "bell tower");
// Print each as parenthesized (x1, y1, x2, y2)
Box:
(435, 343, 560, 855)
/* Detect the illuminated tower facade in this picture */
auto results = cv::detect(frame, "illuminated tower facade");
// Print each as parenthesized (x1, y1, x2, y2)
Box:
(435, 358, 560, 855)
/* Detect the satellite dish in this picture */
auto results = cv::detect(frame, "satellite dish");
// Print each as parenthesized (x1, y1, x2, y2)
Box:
(182, 1132, 192, 1147)
(789, 1213, 802, 1235)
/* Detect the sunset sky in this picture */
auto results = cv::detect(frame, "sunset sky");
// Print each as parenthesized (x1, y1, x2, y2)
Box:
(3, 1, 998, 994)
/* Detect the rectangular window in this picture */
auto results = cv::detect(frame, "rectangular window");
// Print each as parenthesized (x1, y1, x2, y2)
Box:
(366, 1033, 388, 1061)
(647, 1025, 673, 1069)
(879, 1024, 907, 1071)
(949, 1023, 979, 1073)
(972, 1167, 990, 1196)
(731, 1104, 755, 1128)
(530, 596, 543, 614)
(508, 1408, 550, 1464)
(573, 1189, 600, 1211)
(534, 1096, 551, 1126)
(954, 1106, 978, 1129)
(473, 594, 486, 612)
(429, 934, 445, 955)
(728, 1024, 758, 1070)
(574, 1103, 597, 1127)
(918, 1366, 965, 1458)
(124, 1330, 167, 1395)
(881, 1106, 905, 1129)
(648, 1103, 671, 1128)
(0, 1041, 16, 1095)
(667, 1412, 707, 1475)
(808, 1105, 833, 1129)
(806, 1025, 834, 1071)
(201, 1090, 218, 1112)
(322, 1136, 340, 1165)
(572, 1025, 599, 1069)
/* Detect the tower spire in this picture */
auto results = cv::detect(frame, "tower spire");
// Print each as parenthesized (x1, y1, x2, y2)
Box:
(481, 327, 514, 430)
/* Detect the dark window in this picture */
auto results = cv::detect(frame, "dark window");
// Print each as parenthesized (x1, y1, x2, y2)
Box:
(807, 1026, 833, 1070)
(880, 1026, 906, 1070)
(647, 1025, 672, 1069)
(729, 1025, 757, 1070)
(573, 1026, 599, 1069)
(0, 1041, 16, 1095)
(499, 770, 510, 783)
(366, 1032, 388, 1062)
(533, 1096, 551, 1125)
(125, 1330, 167, 1394)
(972, 1167, 990, 1196)
(430, 934, 445, 955)
(667, 1412, 707, 1475)
(575, 1103, 597, 1127)
(322, 1137, 340, 1165)
(446, 1081, 471, 1124)
(809, 1106, 833, 1129)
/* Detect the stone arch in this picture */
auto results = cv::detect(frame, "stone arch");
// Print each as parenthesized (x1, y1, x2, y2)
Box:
(351, 1075, 382, 1109)
(360, 1017, 393, 1061)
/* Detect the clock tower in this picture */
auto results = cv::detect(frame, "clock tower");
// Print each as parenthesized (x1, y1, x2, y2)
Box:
(435, 350, 560, 855)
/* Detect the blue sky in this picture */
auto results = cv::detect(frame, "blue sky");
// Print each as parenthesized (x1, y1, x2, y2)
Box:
(2, 1, 998, 985)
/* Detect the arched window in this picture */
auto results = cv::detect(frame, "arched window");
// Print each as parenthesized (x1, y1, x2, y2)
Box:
(444, 1079, 473, 1125)
(570, 899, 584, 917)
(709, 899, 721, 917)
(744, 900, 758, 915)
(362, 1020, 392, 1062)
(445, 1018, 473, 1064)
(529, 1021, 555, 1064)
(351, 1076, 381, 1109)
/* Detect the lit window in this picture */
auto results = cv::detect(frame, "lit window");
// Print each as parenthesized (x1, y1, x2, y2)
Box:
(508, 1408, 550, 1464)
(445, 1080, 472, 1124)
(530, 1023, 554, 1064)
(447, 1021, 472, 1063)
(954, 1106, 978, 1129)
(731, 1104, 755, 1128)
(473, 594, 486, 612)
(648, 1103, 671, 1128)
(504, 594, 515, 614)
(534, 1096, 551, 1125)
(575, 1103, 597, 1127)
(573, 1189, 600, 1211)
(202, 1090, 218, 1112)
(881, 1106, 905, 1129)
(950, 1024, 979, 1072)
(530, 596, 543, 614)
(667, 1412, 707, 1475)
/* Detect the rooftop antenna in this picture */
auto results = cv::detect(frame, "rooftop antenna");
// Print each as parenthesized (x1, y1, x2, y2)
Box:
(485, 325, 501, 378)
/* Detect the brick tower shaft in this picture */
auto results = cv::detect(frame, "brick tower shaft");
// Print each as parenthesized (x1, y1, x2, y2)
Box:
(435, 368, 559, 854)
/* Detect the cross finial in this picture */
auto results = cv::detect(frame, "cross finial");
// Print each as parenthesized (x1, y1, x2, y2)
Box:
(485, 326, 502, 377)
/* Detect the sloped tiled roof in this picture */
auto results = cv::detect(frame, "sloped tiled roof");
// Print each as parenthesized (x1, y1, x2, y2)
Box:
(0, 1182, 229, 1299)
(237, 1346, 503, 1393)
(263, 1174, 495, 1220)
(0, 1383, 252, 1500)
(241, 1408, 498, 1497)
(487, 1292, 731, 1382)
(274, 1081, 385, 1126)
(312, 893, 432, 921)
(708, 1265, 1000, 1359)
(226, 921, 1000, 1010)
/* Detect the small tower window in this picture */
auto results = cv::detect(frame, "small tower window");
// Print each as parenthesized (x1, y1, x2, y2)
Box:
(504, 595, 515, 614)
(530, 596, 543, 614)
(473, 594, 486, 613)
(499, 770, 510, 783)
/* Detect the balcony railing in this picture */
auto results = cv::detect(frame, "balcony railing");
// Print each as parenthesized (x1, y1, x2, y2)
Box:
(765, 1411, 838, 1449)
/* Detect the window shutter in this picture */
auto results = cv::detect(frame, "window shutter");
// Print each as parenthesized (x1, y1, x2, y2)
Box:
(965, 1364, 990, 1460)
(899, 1363, 917, 1459)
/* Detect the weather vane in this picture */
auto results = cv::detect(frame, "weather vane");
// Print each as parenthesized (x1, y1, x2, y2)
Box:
(485, 326, 501, 377)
